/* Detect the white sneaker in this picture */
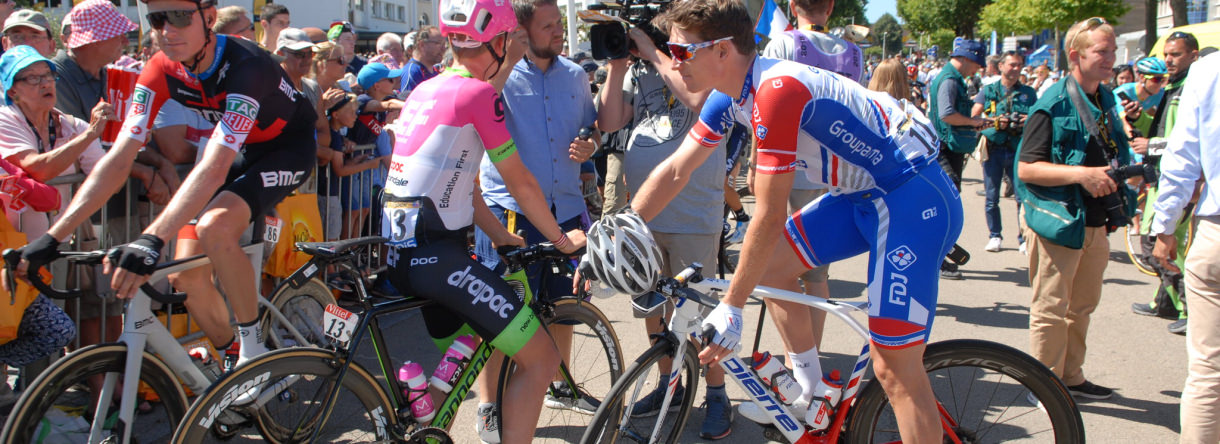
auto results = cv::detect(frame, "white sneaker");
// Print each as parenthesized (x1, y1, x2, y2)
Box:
(985, 237, 1002, 252)
(476, 403, 501, 444)
(1018, 240, 1027, 255)
(737, 398, 807, 425)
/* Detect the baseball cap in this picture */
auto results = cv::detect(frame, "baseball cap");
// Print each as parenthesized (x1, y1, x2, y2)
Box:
(276, 27, 314, 52)
(950, 39, 986, 67)
(327, 21, 354, 41)
(0, 45, 57, 105)
(3, 9, 51, 35)
(63, 0, 138, 49)
(357, 62, 404, 90)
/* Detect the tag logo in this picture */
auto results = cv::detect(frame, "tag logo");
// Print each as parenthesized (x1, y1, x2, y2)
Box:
(222, 94, 259, 134)
(131, 86, 152, 115)
(887, 245, 917, 271)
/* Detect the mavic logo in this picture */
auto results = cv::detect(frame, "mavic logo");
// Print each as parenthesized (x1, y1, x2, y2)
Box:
(260, 171, 305, 188)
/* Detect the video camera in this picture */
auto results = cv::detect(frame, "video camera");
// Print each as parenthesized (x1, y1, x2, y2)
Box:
(582, 0, 672, 60)
(1100, 163, 1158, 231)
(992, 112, 1026, 135)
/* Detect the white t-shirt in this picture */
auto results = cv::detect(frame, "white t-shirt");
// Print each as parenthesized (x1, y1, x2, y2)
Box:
(0, 105, 105, 237)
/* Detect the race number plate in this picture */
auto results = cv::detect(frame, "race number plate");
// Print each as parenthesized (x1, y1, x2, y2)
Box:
(323, 303, 359, 345)
(264, 215, 283, 244)
(382, 200, 420, 247)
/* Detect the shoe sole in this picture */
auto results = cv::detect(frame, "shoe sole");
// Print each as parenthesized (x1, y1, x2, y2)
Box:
(544, 398, 596, 415)
(1068, 389, 1113, 400)
(700, 426, 733, 440)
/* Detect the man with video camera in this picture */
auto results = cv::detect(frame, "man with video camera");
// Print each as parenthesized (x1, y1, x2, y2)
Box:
(972, 51, 1037, 254)
(595, 10, 736, 439)
(1014, 17, 1137, 401)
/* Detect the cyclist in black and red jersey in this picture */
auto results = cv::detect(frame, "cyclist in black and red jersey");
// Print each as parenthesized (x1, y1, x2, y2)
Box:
(12, 0, 317, 370)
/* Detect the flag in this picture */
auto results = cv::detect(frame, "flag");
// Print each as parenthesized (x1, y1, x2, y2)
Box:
(754, 0, 792, 43)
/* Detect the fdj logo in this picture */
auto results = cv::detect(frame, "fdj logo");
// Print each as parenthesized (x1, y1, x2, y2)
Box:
(886, 245, 917, 271)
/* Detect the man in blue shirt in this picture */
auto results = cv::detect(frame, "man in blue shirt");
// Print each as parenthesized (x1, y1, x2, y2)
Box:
(472, 0, 598, 441)
(397, 26, 443, 99)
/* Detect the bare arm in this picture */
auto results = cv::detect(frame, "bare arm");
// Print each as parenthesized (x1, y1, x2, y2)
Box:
(150, 124, 197, 165)
(473, 191, 523, 248)
(971, 103, 984, 118)
(329, 150, 385, 176)
(489, 28, 529, 93)
(596, 58, 634, 133)
(362, 98, 404, 113)
(45, 135, 145, 240)
(631, 135, 717, 221)
(494, 151, 586, 252)
(1017, 160, 1116, 198)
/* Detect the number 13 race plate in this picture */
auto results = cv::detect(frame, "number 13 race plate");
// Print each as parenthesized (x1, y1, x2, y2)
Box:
(323, 303, 359, 346)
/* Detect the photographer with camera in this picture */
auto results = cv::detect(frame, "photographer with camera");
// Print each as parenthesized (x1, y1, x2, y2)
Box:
(972, 51, 1037, 254)
(595, 12, 736, 438)
(1014, 17, 1137, 401)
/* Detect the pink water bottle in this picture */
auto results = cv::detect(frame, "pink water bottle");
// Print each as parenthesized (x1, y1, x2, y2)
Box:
(397, 361, 435, 423)
(430, 335, 477, 393)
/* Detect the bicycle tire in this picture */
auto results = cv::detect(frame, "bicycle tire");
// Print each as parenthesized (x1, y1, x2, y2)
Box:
(846, 339, 1085, 444)
(262, 277, 335, 349)
(494, 297, 624, 443)
(172, 348, 396, 444)
(1124, 190, 1158, 276)
(1, 344, 188, 444)
(580, 338, 700, 444)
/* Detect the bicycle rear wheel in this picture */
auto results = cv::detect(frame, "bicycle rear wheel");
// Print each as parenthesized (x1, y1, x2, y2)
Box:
(0, 344, 188, 444)
(847, 339, 1085, 443)
(581, 338, 700, 444)
(263, 277, 335, 349)
(1124, 190, 1157, 276)
(496, 298, 624, 443)
(172, 348, 396, 444)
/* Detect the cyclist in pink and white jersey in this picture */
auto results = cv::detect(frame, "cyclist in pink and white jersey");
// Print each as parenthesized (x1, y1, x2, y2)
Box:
(629, 1, 962, 441)
(380, 0, 584, 442)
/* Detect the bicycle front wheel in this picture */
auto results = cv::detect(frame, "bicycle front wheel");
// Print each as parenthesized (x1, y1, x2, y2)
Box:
(581, 338, 700, 444)
(496, 298, 624, 443)
(0, 344, 188, 444)
(263, 277, 335, 349)
(847, 339, 1085, 443)
(172, 348, 396, 444)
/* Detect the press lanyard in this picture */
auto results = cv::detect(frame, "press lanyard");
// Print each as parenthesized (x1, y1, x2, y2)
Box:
(25, 112, 57, 154)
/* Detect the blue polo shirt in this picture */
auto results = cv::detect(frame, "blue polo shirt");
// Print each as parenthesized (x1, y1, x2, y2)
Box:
(479, 56, 597, 222)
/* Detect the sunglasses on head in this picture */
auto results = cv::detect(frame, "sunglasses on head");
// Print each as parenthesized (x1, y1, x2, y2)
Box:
(1069, 17, 1108, 49)
(146, 9, 197, 30)
(666, 36, 733, 63)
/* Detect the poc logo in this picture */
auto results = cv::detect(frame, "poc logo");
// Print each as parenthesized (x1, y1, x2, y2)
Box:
(260, 171, 305, 188)
(447, 266, 514, 318)
(409, 257, 438, 266)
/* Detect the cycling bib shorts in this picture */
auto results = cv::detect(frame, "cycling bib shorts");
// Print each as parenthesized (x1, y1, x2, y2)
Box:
(693, 57, 963, 349)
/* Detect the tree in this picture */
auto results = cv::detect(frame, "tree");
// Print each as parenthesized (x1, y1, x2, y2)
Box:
(1169, 0, 1188, 27)
(871, 13, 904, 58)
(830, 0, 869, 28)
(977, 0, 1129, 36)
(897, 0, 991, 39)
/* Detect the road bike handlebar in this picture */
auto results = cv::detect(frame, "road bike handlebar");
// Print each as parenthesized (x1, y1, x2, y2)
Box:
(3, 247, 188, 304)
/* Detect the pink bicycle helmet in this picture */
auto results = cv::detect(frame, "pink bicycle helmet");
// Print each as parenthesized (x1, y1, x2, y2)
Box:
(439, 0, 517, 46)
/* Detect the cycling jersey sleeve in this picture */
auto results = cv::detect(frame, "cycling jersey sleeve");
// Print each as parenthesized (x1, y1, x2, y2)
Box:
(753, 76, 811, 175)
(209, 59, 282, 152)
(117, 55, 174, 145)
(689, 90, 737, 148)
(461, 80, 516, 163)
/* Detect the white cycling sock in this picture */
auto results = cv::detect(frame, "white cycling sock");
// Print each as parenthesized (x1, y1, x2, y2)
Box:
(789, 347, 822, 402)
(237, 320, 267, 363)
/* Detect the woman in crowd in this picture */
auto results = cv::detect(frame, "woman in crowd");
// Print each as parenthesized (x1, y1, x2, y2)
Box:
(310, 42, 355, 240)
(869, 58, 914, 105)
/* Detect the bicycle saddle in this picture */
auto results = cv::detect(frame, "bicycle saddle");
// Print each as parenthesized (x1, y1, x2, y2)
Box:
(296, 236, 389, 258)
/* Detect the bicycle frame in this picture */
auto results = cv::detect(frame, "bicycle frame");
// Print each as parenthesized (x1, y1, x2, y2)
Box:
(622, 269, 882, 444)
(89, 242, 318, 444)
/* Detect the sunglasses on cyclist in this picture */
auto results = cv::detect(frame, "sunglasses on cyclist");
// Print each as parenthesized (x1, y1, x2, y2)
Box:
(666, 36, 733, 64)
(146, 9, 197, 30)
(1143, 75, 1165, 83)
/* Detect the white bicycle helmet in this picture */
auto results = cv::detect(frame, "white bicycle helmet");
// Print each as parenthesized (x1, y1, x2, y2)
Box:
(583, 209, 663, 296)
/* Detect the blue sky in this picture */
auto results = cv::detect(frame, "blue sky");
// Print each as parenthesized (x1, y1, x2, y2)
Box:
(866, 0, 900, 24)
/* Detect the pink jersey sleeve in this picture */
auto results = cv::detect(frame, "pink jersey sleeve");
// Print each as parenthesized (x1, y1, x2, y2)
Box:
(458, 79, 516, 162)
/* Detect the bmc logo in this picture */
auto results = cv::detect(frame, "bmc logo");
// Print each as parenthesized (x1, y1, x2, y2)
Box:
(260, 171, 305, 188)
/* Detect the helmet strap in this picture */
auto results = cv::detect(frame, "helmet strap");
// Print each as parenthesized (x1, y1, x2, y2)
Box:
(482, 34, 508, 81)
(183, 4, 213, 73)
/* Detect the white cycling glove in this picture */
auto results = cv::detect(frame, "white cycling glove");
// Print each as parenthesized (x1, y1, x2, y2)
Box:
(702, 302, 743, 352)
